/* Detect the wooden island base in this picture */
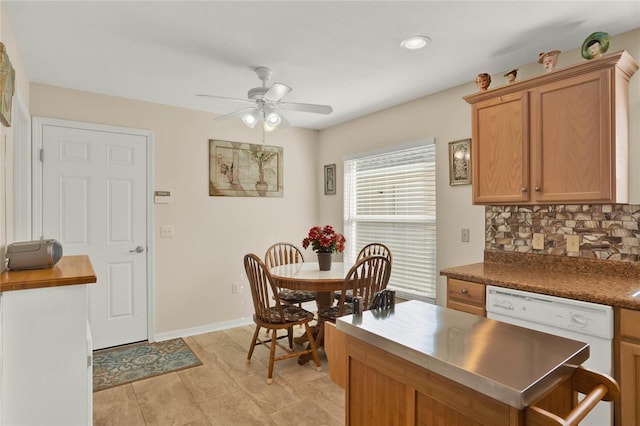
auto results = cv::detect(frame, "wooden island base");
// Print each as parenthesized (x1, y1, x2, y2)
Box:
(325, 304, 619, 426)
(343, 331, 520, 425)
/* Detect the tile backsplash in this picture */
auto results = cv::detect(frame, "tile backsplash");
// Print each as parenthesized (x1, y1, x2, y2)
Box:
(486, 204, 640, 262)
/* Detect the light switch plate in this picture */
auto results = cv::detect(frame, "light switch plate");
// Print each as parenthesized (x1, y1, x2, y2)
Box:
(567, 234, 580, 253)
(160, 225, 175, 238)
(532, 233, 545, 250)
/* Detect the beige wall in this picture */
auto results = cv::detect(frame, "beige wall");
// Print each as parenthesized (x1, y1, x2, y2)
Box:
(318, 29, 640, 306)
(0, 4, 29, 269)
(29, 85, 320, 335)
(5, 18, 640, 335)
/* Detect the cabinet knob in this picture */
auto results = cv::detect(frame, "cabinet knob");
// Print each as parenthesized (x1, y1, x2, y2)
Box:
(535, 186, 541, 192)
(520, 187, 528, 193)
(461, 288, 469, 295)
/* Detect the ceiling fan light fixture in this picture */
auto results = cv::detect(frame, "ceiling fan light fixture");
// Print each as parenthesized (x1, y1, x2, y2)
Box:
(400, 35, 431, 50)
(241, 111, 259, 128)
(263, 121, 277, 132)
(202, 67, 333, 130)
(265, 111, 282, 127)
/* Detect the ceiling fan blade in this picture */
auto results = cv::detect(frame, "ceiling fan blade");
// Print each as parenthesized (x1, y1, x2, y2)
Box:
(279, 101, 333, 115)
(277, 114, 290, 129)
(214, 107, 256, 121)
(264, 83, 292, 103)
(197, 94, 253, 105)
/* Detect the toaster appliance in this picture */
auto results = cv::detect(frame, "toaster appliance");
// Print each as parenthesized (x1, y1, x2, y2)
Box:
(6, 239, 63, 270)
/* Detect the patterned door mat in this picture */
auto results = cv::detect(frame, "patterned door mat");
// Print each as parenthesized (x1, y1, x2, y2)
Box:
(93, 338, 202, 392)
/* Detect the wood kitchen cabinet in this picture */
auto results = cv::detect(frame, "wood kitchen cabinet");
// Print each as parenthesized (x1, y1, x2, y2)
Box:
(464, 51, 638, 205)
(446, 278, 486, 317)
(618, 308, 640, 426)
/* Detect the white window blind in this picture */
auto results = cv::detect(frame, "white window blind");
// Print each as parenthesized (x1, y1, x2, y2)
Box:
(344, 141, 436, 301)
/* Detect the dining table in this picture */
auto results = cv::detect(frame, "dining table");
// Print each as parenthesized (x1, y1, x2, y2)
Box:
(269, 261, 352, 309)
(269, 261, 352, 363)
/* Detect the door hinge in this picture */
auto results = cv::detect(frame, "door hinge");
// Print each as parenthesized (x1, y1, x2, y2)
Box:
(39, 148, 44, 162)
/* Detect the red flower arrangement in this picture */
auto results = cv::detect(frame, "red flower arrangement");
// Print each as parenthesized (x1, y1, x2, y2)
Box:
(302, 225, 346, 253)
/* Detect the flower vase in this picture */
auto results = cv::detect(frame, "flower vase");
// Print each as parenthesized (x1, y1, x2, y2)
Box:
(317, 252, 332, 271)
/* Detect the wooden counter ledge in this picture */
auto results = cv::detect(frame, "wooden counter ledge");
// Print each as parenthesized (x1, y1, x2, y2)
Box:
(0, 255, 97, 292)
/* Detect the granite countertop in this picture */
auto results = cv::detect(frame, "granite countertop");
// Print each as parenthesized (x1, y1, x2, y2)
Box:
(440, 251, 640, 310)
(336, 300, 589, 409)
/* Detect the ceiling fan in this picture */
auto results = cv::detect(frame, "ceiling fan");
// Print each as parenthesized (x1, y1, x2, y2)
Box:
(198, 67, 333, 131)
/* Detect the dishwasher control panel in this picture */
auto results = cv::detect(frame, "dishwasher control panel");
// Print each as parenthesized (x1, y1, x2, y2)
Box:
(486, 286, 613, 339)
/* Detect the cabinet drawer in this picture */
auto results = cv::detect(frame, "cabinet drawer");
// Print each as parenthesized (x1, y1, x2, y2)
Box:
(447, 299, 486, 317)
(620, 308, 640, 340)
(447, 279, 485, 307)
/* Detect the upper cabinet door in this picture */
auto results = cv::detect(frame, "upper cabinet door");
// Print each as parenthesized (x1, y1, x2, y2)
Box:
(471, 92, 530, 204)
(531, 69, 613, 203)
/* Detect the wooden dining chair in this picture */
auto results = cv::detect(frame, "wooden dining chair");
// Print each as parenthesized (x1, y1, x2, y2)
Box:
(243, 253, 322, 384)
(318, 254, 392, 347)
(265, 242, 317, 307)
(336, 242, 392, 303)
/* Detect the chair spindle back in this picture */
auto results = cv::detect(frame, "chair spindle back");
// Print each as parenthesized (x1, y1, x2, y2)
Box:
(244, 253, 285, 324)
(357, 242, 392, 264)
(337, 254, 391, 316)
(265, 242, 304, 268)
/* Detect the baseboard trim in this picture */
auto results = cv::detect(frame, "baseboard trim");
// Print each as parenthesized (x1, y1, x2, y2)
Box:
(153, 317, 254, 342)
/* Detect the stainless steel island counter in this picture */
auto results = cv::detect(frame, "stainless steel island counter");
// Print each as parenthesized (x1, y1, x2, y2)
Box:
(336, 300, 589, 409)
(327, 300, 598, 425)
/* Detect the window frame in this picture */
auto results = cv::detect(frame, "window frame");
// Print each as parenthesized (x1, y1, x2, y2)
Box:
(343, 138, 436, 302)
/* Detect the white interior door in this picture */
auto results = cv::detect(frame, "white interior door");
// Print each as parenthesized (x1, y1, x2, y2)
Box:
(38, 119, 150, 350)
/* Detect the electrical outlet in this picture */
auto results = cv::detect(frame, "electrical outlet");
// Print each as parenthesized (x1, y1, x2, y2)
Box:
(567, 235, 580, 253)
(232, 282, 240, 293)
(532, 233, 545, 250)
(461, 228, 470, 243)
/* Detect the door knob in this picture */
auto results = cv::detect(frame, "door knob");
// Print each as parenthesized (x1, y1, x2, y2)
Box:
(129, 246, 144, 253)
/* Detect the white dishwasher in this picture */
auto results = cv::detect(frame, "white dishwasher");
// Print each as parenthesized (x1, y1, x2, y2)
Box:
(486, 286, 614, 426)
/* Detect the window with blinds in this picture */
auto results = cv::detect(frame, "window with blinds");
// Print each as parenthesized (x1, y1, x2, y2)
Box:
(344, 140, 436, 302)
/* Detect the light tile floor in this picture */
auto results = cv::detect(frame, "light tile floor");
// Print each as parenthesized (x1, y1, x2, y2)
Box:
(93, 324, 345, 426)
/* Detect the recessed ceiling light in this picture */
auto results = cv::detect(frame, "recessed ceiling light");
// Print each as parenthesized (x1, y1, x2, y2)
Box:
(400, 35, 431, 50)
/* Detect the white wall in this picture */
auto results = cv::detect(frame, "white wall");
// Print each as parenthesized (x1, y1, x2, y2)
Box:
(29, 85, 320, 335)
(318, 29, 640, 306)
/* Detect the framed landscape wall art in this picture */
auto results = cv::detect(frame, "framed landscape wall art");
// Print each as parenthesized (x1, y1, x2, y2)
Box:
(448, 138, 471, 185)
(209, 139, 283, 197)
(324, 163, 336, 195)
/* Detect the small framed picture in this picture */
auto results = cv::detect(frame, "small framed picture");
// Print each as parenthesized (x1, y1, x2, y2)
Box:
(448, 139, 471, 186)
(324, 163, 336, 195)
